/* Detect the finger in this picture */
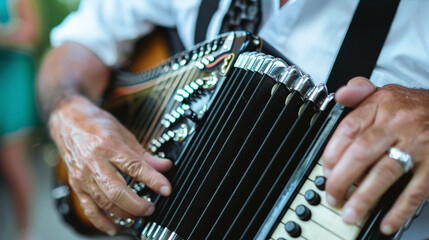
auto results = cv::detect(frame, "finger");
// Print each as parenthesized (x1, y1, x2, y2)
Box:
(341, 154, 403, 224)
(78, 193, 118, 236)
(111, 148, 172, 197)
(86, 179, 135, 220)
(132, 144, 173, 172)
(380, 163, 429, 235)
(92, 164, 156, 217)
(323, 103, 378, 176)
(335, 77, 377, 107)
(119, 125, 173, 172)
(325, 127, 396, 207)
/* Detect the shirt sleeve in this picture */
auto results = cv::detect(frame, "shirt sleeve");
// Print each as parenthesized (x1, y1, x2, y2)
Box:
(50, 0, 176, 67)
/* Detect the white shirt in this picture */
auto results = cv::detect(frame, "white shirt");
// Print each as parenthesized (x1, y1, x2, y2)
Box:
(51, 0, 429, 89)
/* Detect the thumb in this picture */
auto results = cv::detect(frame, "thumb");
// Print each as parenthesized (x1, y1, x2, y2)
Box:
(335, 77, 377, 107)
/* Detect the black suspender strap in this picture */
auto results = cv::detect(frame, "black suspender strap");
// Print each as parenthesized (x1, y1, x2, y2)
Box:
(194, 0, 261, 44)
(195, 0, 221, 44)
(326, 0, 401, 91)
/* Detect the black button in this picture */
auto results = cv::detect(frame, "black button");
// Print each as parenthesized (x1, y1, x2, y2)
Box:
(295, 204, 312, 221)
(285, 221, 301, 238)
(305, 189, 321, 205)
(314, 176, 326, 190)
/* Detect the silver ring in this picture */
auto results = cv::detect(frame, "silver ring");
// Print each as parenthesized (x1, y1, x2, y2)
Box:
(388, 147, 413, 173)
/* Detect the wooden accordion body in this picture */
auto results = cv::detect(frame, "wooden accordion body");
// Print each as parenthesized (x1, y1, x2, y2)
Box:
(54, 31, 418, 240)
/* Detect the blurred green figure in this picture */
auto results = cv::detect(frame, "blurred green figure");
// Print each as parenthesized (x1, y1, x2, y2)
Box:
(0, 0, 78, 239)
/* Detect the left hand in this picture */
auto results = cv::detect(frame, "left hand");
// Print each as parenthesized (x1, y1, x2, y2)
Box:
(323, 77, 429, 235)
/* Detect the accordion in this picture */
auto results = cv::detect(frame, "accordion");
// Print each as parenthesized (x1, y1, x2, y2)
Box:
(53, 31, 422, 240)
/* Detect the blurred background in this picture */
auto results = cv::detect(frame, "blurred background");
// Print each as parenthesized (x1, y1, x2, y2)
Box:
(0, 0, 428, 239)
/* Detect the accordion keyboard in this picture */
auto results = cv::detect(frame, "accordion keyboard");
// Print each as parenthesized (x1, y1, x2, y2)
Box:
(270, 159, 366, 240)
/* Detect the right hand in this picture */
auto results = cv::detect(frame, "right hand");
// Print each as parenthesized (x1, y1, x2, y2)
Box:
(49, 95, 172, 236)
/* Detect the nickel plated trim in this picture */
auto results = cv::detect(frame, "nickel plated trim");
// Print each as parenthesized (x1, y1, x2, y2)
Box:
(243, 52, 259, 71)
(250, 53, 269, 72)
(266, 58, 289, 81)
(151, 225, 162, 239)
(320, 93, 335, 111)
(306, 83, 329, 110)
(233, 52, 247, 68)
(238, 52, 252, 69)
(167, 232, 184, 240)
(146, 222, 157, 239)
(257, 56, 276, 75)
(278, 65, 303, 90)
(141, 222, 151, 239)
(159, 227, 172, 240)
(291, 74, 315, 98)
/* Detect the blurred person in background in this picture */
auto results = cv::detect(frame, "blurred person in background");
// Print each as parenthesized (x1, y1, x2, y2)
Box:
(0, 0, 40, 239)
(1, 0, 81, 239)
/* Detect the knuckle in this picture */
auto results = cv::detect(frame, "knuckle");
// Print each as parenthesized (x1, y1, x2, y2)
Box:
(89, 137, 111, 155)
(390, 110, 415, 127)
(128, 163, 159, 189)
(106, 187, 125, 203)
(142, 171, 159, 189)
(338, 118, 361, 139)
(91, 191, 103, 202)
(389, 206, 412, 228)
(69, 170, 84, 182)
(99, 199, 114, 211)
(374, 162, 401, 185)
(124, 159, 143, 176)
(375, 87, 395, 101)
(84, 208, 99, 220)
(91, 192, 114, 210)
(347, 143, 370, 163)
(349, 142, 367, 156)
(406, 189, 427, 208)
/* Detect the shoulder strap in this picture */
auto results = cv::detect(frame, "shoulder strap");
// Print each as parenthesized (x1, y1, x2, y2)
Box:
(195, 0, 221, 44)
(194, 0, 261, 44)
(326, 0, 400, 91)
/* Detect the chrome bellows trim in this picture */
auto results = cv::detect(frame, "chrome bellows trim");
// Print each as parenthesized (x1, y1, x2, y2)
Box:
(250, 53, 269, 72)
(257, 56, 276, 75)
(306, 84, 329, 109)
(291, 74, 315, 98)
(266, 58, 289, 81)
(278, 65, 303, 90)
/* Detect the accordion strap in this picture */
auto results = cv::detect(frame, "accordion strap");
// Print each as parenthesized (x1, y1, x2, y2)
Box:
(195, 0, 221, 44)
(326, 0, 401, 91)
(195, 0, 261, 44)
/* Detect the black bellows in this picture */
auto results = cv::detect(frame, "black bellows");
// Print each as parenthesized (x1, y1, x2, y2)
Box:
(145, 52, 336, 240)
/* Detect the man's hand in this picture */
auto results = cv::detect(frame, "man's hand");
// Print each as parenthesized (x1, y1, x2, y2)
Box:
(38, 43, 174, 235)
(323, 77, 429, 235)
(49, 95, 172, 235)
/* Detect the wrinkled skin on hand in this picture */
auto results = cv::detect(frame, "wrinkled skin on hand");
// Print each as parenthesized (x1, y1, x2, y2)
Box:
(49, 95, 172, 235)
(323, 77, 429, 235)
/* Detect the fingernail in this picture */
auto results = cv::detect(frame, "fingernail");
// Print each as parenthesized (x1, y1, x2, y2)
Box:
(342, 207, 358, 224)
(145, 205, 154, 215)
(160, 186, 171, 196)
(323, 169, 331, 178)
(107, 229, 116, 236)
(159, 157, 170, 161)
(381, 224, 395, 235)
(326, 194, 338, 207)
